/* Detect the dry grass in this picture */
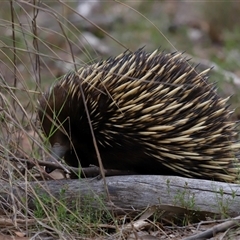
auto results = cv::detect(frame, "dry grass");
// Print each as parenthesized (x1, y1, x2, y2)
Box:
(0, 1, 240, 239)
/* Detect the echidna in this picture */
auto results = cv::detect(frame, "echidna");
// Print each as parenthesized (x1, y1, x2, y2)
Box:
(38, 48, 240, 182)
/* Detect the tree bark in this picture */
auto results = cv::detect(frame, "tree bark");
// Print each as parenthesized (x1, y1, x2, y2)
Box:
(1, 175, 240, 217)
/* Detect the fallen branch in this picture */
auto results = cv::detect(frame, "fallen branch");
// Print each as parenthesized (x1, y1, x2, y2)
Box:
(1, 175, 240, 218)
(183, 215, 240, 240)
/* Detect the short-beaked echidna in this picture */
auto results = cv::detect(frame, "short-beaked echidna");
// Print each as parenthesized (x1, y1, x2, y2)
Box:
(38, 48, 240, 182)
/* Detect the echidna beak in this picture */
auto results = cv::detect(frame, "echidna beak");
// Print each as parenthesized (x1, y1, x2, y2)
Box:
(45, 143, 69, 173)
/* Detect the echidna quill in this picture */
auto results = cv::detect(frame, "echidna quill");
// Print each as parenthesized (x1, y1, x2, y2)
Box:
(38, 48, 240, 182)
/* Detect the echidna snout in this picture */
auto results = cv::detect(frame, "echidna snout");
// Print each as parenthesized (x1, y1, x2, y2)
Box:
(45, 142, 70, 173)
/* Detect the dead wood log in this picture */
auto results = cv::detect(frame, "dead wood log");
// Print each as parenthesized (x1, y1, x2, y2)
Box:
(0, 175, 240, 218)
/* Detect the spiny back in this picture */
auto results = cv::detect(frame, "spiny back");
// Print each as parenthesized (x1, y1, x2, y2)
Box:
(38, 48, 240, 182)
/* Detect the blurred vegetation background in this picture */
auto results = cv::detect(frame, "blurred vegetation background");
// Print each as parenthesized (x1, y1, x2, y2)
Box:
(1, 0, 240, 178)
(0, 0, 240, 179)
(0, 1, 240, 238)
(1, 1, 240, 114)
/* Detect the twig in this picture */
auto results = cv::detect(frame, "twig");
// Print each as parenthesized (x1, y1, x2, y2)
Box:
(183, 215, 240, 240)
(7, 156, 136, 178)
